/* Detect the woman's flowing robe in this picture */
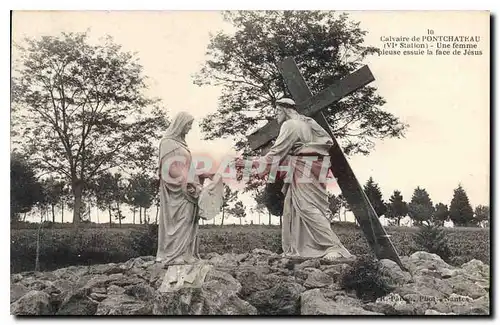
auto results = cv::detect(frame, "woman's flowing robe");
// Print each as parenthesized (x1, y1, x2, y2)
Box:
(156, 138, 201, 264)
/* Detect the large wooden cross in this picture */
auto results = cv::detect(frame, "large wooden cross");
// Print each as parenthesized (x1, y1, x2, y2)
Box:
(247, 57, 404, 268)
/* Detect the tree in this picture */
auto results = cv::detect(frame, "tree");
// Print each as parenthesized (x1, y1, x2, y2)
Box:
(58, 183, 71, 223)
(221, 184, 239, 226)
(253, 188, 273, 225)
(433, 203, 449, 226)
(338, 194, 350, 222)
(10, 152, 44, 222)
(385, 190, 408, 226)
(112, 174, 127, 226)
(363, 177, 386, 217)
(123, 173, 158, 226)
(152, 179, 160, 224)
(474, 205, 490, 228)
(262, 178, 285, 223)
(414, 223, 451, 262)
(227, 200, 247, 225)
(252, 189, 267, 225)
(449, 185, 474, 227)
(153, 190, 161, 225)
(78, 195, 93, 222)
(34, 187, 51, 272)
(328, 193, 342, 222)
(124, 178, 139, 224)
(93, 172, 125, 227)
(41, 177, 66, 223)
(125, 173, 151, 224)
(408, 187, 434, 226)
(12, 32, 168, 226)
(195, 11, 406, 157)
(131, 174, 157, 224)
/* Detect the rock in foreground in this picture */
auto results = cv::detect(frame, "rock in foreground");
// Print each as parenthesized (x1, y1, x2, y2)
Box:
(10, 251, 490, 316)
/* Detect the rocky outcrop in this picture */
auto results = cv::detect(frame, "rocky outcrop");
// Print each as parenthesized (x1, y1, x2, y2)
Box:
(382, 252, 490, 315)
(301, 288, 383, 315)
(11, 291, 52, 315)
(10, 251, 489, 316)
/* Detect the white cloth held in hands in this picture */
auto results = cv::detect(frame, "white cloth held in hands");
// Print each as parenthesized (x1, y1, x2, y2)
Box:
(198, 174, 224, 220)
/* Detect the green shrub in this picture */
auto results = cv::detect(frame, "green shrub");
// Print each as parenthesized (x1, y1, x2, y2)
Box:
(263, 179, 285, 217)
(414, 223, 452, 262)
(340, 255, 393, 302)
(130, 224, 158, 256)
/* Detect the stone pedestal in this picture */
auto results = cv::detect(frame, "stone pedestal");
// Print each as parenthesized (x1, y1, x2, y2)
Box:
(158, 262, 213, 293)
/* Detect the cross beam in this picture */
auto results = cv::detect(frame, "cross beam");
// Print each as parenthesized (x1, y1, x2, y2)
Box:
(248, 65, 375, 151)
(248, 57, 404, 268)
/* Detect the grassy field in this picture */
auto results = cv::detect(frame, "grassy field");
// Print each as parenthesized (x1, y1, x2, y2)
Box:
(10, 222, 490, 273)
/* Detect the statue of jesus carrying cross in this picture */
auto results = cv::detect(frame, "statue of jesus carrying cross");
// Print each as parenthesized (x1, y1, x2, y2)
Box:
(237, 98, 353, 261)
(240, 57, 403, 268)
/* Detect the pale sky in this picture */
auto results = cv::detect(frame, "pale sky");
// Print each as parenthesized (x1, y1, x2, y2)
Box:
(11, 11, 490, 225)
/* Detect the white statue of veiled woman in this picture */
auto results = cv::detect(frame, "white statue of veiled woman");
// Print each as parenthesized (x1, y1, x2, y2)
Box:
(155, 112, 226, 292)
(156, 112, 202, 264)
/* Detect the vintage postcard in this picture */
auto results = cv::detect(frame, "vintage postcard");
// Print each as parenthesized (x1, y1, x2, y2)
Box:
(10, 10, 490, 316)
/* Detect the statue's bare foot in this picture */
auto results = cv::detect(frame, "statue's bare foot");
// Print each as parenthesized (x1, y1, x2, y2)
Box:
(183, 256, 199, 264)
(162, 257, 187, 266)
(281, 251, 300, 258)
(323, 251, 343, 261)
(322, 251, 357, 262)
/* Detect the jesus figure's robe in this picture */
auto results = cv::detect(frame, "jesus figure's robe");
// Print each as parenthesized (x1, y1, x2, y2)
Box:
(261, 119, 353, 259)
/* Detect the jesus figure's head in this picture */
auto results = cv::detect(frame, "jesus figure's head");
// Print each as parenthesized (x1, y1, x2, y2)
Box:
(275, 98, 297, 124)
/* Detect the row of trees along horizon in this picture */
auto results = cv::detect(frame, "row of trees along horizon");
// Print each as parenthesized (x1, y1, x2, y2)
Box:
(12, 151, 489, 228)
(330, 177, 489, 228)
(10, 11, 489, 228)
